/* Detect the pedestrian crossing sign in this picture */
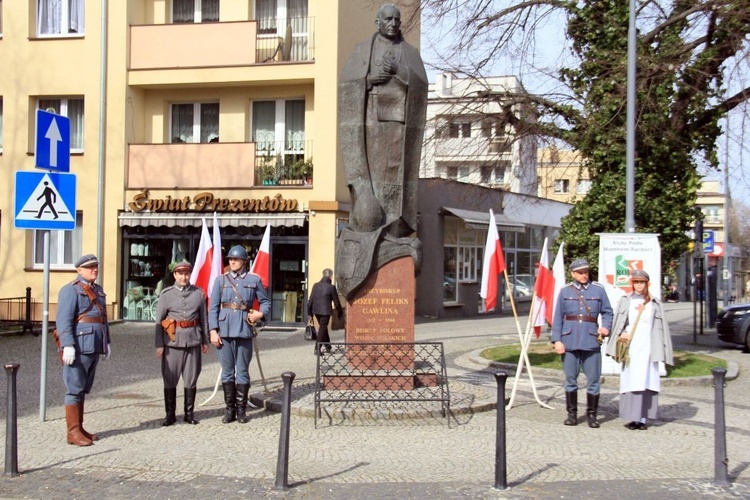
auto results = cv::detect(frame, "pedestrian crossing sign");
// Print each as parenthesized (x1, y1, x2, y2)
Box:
(14, 171, 77, 230)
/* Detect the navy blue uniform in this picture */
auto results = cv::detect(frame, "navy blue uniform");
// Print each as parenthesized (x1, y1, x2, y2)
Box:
(551, 280, 613, 394)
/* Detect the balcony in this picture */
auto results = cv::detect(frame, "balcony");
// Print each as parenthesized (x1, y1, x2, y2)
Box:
(434, 137, 512, 160)
(254, 140, 314, 187)
(128, 17, 315, 86)
(127, 143, 257, 189)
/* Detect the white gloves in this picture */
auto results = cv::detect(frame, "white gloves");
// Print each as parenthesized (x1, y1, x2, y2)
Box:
(102, 344, 112, 361)
(62, 346, 76, 365)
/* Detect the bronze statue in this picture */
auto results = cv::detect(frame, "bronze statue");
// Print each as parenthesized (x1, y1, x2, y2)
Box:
(336, 3, 428, 300)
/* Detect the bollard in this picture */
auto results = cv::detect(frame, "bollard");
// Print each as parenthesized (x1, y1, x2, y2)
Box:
(274, 371, 296, 491)
(493, 371, 509, 491)
(24, 287, 33, 335)
(4, 363, 20, 477)
(712, 367, 730, 487)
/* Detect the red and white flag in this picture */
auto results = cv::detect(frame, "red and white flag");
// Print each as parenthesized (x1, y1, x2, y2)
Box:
(531, 238, 555, 337)
(191, 213, 223, 301)
(551, 242, 566, 322)
(480, 209, 506, 312)
(250, 225, 271, 310)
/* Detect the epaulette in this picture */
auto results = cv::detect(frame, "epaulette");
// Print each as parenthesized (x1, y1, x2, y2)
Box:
(161, 285, 175, 293)
(590, 282, 606, 289)
(249, 271, 261, 278)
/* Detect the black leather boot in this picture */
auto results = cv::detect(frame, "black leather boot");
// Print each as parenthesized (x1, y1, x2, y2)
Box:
(564, 391, 578, 426)
(587, 393, 601, 428)
(236, 383, 251, 424)
(221, 382, 237, 423)
(162, 388, 177, 427)
(183, 387, 199, 425)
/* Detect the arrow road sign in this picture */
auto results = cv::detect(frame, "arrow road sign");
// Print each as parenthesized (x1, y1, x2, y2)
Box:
(35, 109, 70, 172)
(14, 171, 77, 230)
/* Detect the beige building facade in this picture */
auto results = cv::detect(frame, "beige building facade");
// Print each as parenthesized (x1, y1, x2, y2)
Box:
(537, 146, 590, 203)
(0, 0, 420, 324)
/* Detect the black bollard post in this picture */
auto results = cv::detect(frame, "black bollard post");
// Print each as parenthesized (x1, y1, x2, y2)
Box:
(24, 288, 33, 335)
(712, 367, 730, 487)
(4, 363, 20, 477)
(493, 371, 509, 491)
(274, 371, 296, 491)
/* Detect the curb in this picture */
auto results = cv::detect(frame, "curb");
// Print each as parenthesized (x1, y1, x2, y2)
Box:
(466, 348, 739, 387)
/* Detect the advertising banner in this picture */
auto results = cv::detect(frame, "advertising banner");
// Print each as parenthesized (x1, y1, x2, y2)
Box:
(598, 233, 662, 375)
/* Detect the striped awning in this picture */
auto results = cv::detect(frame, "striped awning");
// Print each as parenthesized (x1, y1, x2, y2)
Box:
(118, 212, 306, 228)
(440, 207, 526, 233)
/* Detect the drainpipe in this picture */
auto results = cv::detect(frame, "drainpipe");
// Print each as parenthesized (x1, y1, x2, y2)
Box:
(97, 0, 109, 286)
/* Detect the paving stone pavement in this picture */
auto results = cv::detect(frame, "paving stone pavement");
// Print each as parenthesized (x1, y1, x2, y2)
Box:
(1, 301, 749, 499)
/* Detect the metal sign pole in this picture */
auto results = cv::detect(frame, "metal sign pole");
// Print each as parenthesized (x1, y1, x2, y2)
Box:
(39, 231, 50, 422)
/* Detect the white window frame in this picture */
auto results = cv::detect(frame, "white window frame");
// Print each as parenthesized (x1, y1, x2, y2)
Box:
(32, 212, 83, 270)
(169, 102, 219, 144)
(251, 98, 305, 156)
(554, 179, 570, 194)
(171, 0, 219, 23)
(37, 98, 85, 152)
(36, 0, 84, 37)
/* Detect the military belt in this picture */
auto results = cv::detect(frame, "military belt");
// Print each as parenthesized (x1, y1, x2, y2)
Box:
(176, 320, 199, 328)
(78, 316, 106, 324)
(564, 314, 598, 324)
(221, 302, 248, 311)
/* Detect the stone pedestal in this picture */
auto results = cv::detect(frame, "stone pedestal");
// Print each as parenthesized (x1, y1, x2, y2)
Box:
(345, 257, 415, 373)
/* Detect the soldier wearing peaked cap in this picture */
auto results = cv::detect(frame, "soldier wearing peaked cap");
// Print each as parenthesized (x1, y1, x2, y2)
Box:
(551, 258, 613, 429)
(56, 253, 111, 446)
(154, 261, 209, 426)
(208, 245, 271, 424)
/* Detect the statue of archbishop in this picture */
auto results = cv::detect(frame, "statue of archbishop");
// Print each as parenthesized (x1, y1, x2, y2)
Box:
(335, 3, 427, 300)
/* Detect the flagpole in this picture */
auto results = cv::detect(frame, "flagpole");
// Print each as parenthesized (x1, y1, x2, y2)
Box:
(506, 288, 553, 410)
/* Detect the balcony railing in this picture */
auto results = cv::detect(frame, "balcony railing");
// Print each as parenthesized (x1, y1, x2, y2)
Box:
(256, 16, 315, 63)
(434, 136, 512, 159)
(254, 140, 313, 186)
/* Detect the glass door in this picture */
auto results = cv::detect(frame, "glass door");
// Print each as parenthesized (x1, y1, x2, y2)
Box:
(270, 242, 307, 324)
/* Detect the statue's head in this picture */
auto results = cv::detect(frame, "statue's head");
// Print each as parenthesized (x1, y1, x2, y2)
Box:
(376, 3, 401, 40)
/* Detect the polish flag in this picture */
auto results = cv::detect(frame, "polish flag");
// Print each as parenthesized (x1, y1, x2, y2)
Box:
(551, 242, 566, 322)
(250, 225, 271, 310)
(531, 238, 554, 337)
(480, 209, 506, 312)
(191, 213, 223, 302)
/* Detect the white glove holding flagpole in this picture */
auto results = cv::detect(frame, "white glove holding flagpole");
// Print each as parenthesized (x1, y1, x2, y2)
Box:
(62, 346, 76, 365)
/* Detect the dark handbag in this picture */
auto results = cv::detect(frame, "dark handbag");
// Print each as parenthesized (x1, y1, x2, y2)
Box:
(304, 319, 317, 341)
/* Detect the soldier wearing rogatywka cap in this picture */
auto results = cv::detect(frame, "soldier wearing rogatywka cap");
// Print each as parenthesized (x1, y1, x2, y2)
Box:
(208, 245, 271, 424)
(551, 258, 614, 429)
(154, 260, 209, 426)
(56, 253, 111, 446)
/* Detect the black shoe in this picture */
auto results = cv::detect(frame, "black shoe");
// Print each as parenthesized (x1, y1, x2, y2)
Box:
(636, 422, 648, 430)
(563, 391, 577, 426)
(236, 384, 251, 424)
(183, 388, 199, 425)
(162, 388, 177, 427)
(625, 421, 638, 430)
(221, 382, 237, 424)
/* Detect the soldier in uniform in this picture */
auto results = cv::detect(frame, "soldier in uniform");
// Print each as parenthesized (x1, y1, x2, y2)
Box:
(551, 258, 613, 428)
(56, 254, 111, 446)
(208, 245, 271, 424)
(154, 261, 209, 426)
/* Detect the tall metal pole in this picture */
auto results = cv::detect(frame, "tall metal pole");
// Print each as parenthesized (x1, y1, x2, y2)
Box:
(723, 117, 731, 307)
(624, 0, 637, 233)
(39, 231, 50, 422)
(96, 0, 109, 286)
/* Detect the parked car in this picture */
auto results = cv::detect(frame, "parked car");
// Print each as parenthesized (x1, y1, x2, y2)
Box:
(716, 302, 750, 349)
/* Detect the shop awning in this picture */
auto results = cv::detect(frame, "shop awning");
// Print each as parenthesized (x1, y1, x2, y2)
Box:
(118, 212, 307, 228)
(440, 207, 526, 233)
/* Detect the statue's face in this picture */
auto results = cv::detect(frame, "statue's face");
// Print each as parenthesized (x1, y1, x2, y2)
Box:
(376, 5, 401, 39)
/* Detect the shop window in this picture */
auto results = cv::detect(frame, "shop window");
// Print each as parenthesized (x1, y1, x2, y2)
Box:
(37, 0, 84, 36)
(172, 0, 219, 23)
(170, 102, 219, 144)
(443, 216, 490, 304)
(38, 98, 84, 151)
(33, 212, 83, 269)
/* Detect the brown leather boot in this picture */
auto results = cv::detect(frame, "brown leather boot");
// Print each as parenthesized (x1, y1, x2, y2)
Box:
(78, 399, 99, 441)
(66, 404, 93, 446)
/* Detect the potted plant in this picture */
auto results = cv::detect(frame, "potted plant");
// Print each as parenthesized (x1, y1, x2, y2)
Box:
(302, 157, 313, 185)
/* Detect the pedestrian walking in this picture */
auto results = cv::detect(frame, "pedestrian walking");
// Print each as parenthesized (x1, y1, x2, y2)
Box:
(606, 269, 674, 430)
(55, 254, 111, 446)
(208, 245, 271, 424)
(551, 258, 613, 428)
(154, 261, 209, 426)
(308, 268, 344, 355)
